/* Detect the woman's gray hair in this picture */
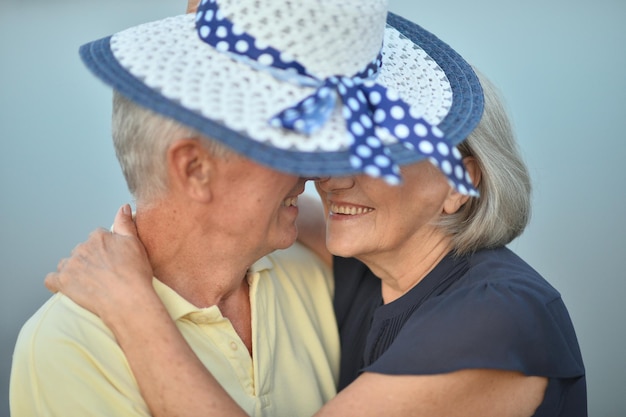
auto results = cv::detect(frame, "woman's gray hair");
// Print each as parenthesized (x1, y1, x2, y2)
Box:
(438, 72, 532, 255)
(111, 92, 231, 204)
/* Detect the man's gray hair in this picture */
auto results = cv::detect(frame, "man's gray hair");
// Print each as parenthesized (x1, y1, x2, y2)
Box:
(437, 72, 532, 255)
(111, 92, 231, 203)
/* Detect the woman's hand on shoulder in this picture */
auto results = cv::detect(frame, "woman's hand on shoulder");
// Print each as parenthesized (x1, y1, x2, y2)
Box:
(45, 204, 155, 327)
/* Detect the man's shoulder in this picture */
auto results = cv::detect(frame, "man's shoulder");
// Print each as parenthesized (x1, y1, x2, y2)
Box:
(15, 293, 113, 354)
(260, 242, 334, 300)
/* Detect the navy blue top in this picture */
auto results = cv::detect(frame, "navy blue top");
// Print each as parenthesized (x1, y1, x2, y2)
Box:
(333, 247, 587, 416)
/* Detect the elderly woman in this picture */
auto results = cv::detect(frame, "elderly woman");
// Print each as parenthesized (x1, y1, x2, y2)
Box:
(44, 74, 586, 416)
(301, 75, 587, 416)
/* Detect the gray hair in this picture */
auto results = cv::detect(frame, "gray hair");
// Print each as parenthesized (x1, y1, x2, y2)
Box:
(111, 92, 232, 204)
(438, 73, 532, 255)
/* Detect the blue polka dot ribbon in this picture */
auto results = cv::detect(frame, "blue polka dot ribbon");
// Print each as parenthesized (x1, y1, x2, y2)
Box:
(195, 0, 477, 194)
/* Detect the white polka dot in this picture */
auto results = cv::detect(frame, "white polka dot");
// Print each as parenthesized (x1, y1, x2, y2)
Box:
(369, 91, 382, 105)
(375, 155, 391, 167)
(294, 120, 306, 131)
(409, 106, 424, 119)
(350, 155, 363, 168)
(280, 52, 294, 63)
(203, 10, 214, 22)
(373, 109, 386, 123)
(364, 165, 382, 177)
(366, 136, 382, 148)
(235, 40, 249, 52)
(342, 106, 352, 119)
(428, 156, 439, 167)
(302, 97, 316, 110)
(403, 142, 415, 151)
(351, 122, 364, 136)
(283, 67, 299, 80)
(390, 105, 405, 120)
(437, 142, 450, 156)
(337, 84, 347, 95)
(269, 118, 281, 127)
(255, 39, 268, 50)
(199, 25, 210, 38)
(231, 24, 244, 36)
(458, 184, 468, 195)
(414, 123, 428, 137)
(386, 89, 399, 101)
(215, 9, 224, 20)
(356, 90, 366, 103)
(284, 109, 299, 121)
(441, 160, 453, 175)
(348, 97, 360, 111)
(216, 41, 229, 52)
(356, 145, 372, 158)
(258, 53, 274, 66)
(452, 147, 462, 160)
(383, 175, 401, 186)
(342, 77, 354, 88)
(455, 165, 464, 179)
(318, 87, 331, 98)
(432, 126, 444, 138)
(418, 140, 434, 154)
(216, 26, 228, 38)
(394, 124, 410, 139)
(360, 114, 373, 128)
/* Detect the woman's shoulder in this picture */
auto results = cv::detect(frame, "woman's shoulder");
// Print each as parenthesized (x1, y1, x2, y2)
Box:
(368, 247, 584, 378)
(453, 246, 561, 302)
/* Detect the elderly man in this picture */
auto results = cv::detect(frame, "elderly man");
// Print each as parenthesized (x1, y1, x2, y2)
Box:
(10, 87, 339, 417)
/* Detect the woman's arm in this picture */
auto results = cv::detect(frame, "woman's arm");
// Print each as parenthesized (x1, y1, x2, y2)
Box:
(47, 205, 547, 417)
(313, 370, 547, 417)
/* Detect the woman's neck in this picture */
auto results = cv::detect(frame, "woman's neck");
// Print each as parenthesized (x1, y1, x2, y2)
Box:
(360, 232, 453, 304)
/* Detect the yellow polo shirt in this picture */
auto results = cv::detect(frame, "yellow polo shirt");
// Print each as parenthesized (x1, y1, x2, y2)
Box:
(10, 242, 339, 417)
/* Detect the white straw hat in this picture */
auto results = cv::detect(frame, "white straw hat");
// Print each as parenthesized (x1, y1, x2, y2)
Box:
(80, 0, 483, 194)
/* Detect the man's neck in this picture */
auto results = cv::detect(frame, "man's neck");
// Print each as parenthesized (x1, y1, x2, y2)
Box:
(134, 203, 256, 351)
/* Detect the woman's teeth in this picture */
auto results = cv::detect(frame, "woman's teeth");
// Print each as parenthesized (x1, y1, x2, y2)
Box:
(329, 204, 373, 215)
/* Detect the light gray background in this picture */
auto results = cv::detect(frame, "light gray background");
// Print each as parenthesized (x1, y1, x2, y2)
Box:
(0, 1, 623, 416)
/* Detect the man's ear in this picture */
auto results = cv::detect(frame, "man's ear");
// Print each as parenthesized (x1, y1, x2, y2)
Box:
(166, 138, 213, 203)
(442, 156, 482, 214)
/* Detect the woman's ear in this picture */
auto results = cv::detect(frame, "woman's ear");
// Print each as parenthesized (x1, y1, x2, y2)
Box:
(442, 156, 481, 214)
(166, 138, 213, 203)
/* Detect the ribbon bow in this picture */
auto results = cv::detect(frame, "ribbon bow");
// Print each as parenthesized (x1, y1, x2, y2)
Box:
(195, 0, 477, 194)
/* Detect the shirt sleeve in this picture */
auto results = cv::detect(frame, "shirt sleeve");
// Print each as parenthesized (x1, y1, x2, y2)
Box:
(10, 294, 151, 417)
(363, 279, 585, 379)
